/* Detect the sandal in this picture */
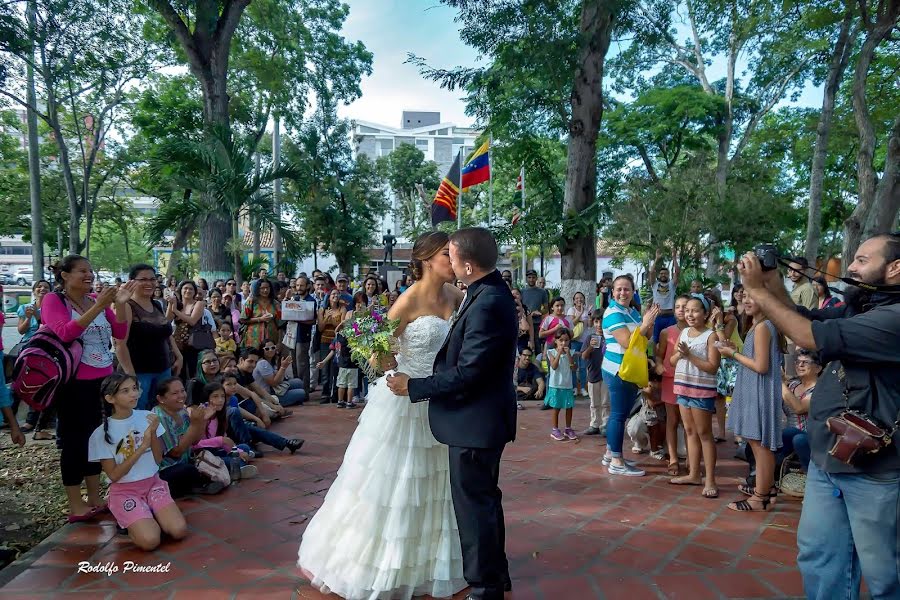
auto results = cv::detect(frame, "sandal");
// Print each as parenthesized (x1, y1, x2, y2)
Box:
(727, 493, 772, 512)
(33, 431, 56, 441)
(738, 484, 777, 498)
(20, 424, 34, 433)
(649, 449, 667, 461)
(667, 462, 680, 476)
(669, 476, 702, 486)
(714, 437, 726, 443)
(702, 487, 719, 499)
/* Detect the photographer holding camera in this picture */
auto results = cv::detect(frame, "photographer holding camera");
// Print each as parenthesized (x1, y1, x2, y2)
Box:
(738, 234, 900, 600)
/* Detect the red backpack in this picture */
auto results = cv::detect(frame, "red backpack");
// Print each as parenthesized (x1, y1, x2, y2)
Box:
(11, 293, 84, 411)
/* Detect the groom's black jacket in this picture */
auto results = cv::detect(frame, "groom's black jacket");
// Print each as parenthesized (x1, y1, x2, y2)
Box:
(408, 270, 518, 449)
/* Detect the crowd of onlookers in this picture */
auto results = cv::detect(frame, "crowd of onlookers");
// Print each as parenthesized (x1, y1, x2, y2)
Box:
(1, 232, 898, 600)
(0, 258, 403, 551)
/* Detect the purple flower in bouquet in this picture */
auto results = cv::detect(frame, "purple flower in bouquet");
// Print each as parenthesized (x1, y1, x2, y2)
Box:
(352, 322, 361, 336)
(372, 311, 383, 323)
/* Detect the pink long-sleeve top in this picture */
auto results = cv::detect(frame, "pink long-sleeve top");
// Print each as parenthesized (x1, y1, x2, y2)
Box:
(192, 415, 230, 452)
(42, 292, 127, 380)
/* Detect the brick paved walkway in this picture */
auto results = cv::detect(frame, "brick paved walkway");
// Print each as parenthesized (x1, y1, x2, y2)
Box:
(0, 395, 805, 599)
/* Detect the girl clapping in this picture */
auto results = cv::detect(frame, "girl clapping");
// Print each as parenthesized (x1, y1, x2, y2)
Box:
(88, 374, 188, 550)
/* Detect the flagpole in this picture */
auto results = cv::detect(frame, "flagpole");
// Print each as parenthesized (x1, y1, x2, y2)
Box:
(520, 165, 526, 280)
(457, 148, 463, 230)
(488, 133, 494, 227)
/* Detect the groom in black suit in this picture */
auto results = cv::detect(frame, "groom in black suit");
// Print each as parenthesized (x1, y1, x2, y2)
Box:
(387, 227, 518, 600)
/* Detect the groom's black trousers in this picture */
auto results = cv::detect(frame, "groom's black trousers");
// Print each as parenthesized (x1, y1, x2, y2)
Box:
(448, 446, 510, 600)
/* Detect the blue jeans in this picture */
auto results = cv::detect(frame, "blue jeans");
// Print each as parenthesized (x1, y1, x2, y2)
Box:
(277, 378, 307, 406)
(136, 369, 172, 410)
(779, 427, 811, 471)
(798, 460, 900, 599)
(601, 371, 639, 457)
(226, 406, 288, 451)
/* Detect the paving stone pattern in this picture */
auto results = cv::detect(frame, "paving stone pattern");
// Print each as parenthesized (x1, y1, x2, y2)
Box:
(0, 394, 806, 599)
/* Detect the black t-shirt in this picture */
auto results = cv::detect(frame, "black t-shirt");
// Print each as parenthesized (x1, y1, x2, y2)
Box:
(330, 333, 356, 369)
(801, 302, 900, 474)
(516, 362, 541, 387)
(236, 369, 256, 389)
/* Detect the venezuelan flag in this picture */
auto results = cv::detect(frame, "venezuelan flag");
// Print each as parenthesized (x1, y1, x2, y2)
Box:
(461, 141, 490, 191)
(431, 151, 462, 225)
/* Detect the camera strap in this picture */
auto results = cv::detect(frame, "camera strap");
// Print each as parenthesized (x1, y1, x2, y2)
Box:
(836, 364, 900, 431)
(777, 258, 900, 295)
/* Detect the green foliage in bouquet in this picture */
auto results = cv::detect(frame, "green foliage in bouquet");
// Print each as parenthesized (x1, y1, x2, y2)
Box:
(339, 305, 401, 380)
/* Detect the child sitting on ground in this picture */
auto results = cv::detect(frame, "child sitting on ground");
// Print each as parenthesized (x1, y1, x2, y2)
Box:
(88, 373, 188, 550)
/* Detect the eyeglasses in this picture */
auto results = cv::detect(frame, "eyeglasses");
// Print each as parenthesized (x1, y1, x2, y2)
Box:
(226, 282, 236, 286)
(263, 346, 277, 351)
(201, 360, 219, 365)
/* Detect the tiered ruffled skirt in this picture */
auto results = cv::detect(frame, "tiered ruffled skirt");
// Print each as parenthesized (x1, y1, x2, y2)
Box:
(297, 376, 466, 600)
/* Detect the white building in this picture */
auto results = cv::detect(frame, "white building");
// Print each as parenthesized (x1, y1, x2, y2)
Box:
(351, 110, 481, 244)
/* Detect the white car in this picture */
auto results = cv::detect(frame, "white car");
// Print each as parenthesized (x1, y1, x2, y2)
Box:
(10, 268, 53, 286)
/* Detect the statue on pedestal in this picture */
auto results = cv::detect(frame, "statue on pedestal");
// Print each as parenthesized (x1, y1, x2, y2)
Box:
(382, 230, 396, 265)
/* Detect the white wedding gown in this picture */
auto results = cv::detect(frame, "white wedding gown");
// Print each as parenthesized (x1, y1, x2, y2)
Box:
(297, 315, 466, 600)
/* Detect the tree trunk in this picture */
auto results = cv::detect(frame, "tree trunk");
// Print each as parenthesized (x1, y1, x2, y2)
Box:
(252, 151, 261, 259)
(842, 5, 898, 269)
(167, 218, 193, 279)
(863, 114, 900, 237)
(559, 0, 618, 307)
(198, 74, 235, 280)
(26, 0, 43, 275)
(148, 0, 251, 279)
(805, 5, 856, 264)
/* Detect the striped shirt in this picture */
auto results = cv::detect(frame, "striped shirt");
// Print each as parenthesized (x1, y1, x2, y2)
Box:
(601, 300, 641, 376)
(673, 328, 717, 398)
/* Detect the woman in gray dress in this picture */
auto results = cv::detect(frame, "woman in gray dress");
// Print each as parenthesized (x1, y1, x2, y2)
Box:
(719, 294, 783, 512)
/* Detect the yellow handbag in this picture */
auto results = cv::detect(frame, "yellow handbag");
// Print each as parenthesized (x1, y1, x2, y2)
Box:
(619, 327, 649, 388)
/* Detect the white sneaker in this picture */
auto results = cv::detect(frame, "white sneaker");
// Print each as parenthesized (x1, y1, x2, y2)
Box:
(601, 455, 637, 467)
(607, 463, 645, 477)
(632, 445, 647, 454)
(239, 464, 258, 479)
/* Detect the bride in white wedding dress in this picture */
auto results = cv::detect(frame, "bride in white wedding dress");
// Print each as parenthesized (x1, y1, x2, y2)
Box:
(297, 232, 466, 600)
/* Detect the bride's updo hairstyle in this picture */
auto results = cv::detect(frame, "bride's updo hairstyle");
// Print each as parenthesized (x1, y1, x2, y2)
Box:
(408, 231, 450, 281)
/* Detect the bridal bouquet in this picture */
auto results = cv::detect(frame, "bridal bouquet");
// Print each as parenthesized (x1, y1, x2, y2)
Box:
(339, 304, 400, 380)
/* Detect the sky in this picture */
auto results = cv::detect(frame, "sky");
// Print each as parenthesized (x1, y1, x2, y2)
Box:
(337, 0, 479, 128)
(336, 1, 823, 130)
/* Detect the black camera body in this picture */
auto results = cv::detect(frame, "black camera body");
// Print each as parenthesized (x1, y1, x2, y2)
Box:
(754, 244, 780, 271)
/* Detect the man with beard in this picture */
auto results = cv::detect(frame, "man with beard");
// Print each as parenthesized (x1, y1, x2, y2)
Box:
(648, 248, 679, 343)
(738, 234, 900, 600)
(787, 256, 818, 310)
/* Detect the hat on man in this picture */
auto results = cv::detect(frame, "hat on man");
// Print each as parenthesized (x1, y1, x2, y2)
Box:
(336, 273, 350, 282)
(526, 269, 538, 276)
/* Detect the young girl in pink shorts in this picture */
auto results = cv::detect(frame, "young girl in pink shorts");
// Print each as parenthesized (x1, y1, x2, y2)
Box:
(88, 373, 188, 550)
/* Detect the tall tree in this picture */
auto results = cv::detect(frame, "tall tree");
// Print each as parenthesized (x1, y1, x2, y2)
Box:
(0, 0, 156, 253)
(377, 143, 440, 240)
(842, 0, 900, 266)
(412, 0, 631, 302)
(617, 0, 817, 274)
(145, 0, 371, 279)
(804, 1, 858, 264)
(286, 106, 389, 274)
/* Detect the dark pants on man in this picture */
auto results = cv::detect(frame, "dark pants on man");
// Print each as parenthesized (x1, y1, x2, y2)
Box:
(448, 445, 510, 600)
